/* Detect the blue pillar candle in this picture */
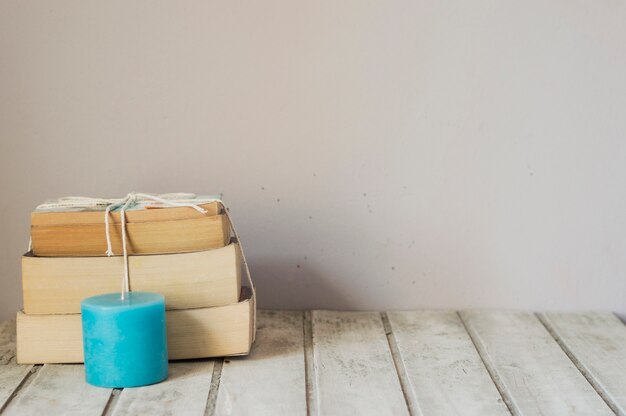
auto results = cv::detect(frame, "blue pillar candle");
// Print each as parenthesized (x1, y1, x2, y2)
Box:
(81, 292, 168, 388)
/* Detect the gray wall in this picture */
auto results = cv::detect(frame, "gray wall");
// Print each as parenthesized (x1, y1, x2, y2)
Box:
(1, 1, 625, 320)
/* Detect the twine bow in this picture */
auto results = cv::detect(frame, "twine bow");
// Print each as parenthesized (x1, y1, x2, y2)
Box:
(103, 193, 218, 300)
(35, 193, 224, 300)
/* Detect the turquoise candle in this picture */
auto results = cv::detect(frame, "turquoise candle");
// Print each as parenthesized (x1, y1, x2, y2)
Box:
(81, 292, 168, 388)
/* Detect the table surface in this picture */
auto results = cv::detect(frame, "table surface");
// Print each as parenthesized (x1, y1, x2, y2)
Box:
(1, 310, 625, 416)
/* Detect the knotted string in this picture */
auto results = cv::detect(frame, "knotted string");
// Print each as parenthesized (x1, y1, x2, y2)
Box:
(32, 193, 255, 306)
(103, 193, 214, 300)
(103, 193, 210, 255)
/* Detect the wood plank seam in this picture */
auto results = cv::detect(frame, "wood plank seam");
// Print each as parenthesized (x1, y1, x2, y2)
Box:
(456, 312, 514, 416)
(303, 311, 315, 416)
(310, 311, 410, 415)
(536, 313, 623, 416)
(212, 311, 305, 415)
(380, 312, 418, 416)
(3, 364, 112, 416)
(0, 365, 41, 414)
(113, 361, 214, 415)
(203, 358, 224, 416)
(100, 388, 122, 416)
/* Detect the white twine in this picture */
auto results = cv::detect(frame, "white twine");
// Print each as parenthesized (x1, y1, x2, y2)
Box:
(36, 193, 203, 211)
(107, 193, 214, 300)
(32, 192, 255, 305)
(103, 193, 210, 258)
(36, 193, 219, 300)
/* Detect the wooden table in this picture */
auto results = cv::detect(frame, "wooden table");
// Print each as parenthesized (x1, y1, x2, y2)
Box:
(1, 310, 625, 415)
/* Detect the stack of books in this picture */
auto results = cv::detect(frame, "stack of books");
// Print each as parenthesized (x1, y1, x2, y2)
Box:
(16, 196, 256, 364)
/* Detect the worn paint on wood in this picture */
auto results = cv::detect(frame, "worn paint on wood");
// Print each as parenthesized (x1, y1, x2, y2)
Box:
(214, 310, 306, 416)
(387, 311, 509, 416)
(112, 360, 214, 416)
(0, 320, 33, 410)
(460, 311, 613, 416)
(3, 364, 111, 416)
(311, 311, 409, 416)
(2, 311, 625, 415)
(540, 312, 626, 416)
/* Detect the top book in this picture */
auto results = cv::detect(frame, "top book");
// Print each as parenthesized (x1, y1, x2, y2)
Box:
(30, 195, 230, 257)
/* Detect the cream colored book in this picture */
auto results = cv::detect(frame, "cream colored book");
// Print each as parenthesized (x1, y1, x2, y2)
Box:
(22, 242, 241, 314)
(17, 288, 256, 364)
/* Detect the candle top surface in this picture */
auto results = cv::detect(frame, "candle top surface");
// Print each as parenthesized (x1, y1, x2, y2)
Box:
(81, 292, 165, 310)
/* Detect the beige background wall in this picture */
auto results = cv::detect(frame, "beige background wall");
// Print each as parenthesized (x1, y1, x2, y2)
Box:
(1, 1, 625, 320)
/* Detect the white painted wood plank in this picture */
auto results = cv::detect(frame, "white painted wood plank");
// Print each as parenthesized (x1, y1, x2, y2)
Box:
(312, 311, 409, 416)
(112, 360, 214, 416)
(460, 311, 612, 416)
(0, 320, 33, 409)
(3, 364, 111, 416)
(540, 312, 626, 416)
(387, 311, 509, 416)
(215, 310, 306, 416)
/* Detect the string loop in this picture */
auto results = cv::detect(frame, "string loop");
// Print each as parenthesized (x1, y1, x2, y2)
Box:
(104, 193, 214, 300)
(37, 193, 220, 300)
(33, 193, 255, 303)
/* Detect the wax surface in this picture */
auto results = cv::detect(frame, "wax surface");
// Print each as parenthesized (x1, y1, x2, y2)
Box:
(81, 292, 168, 388)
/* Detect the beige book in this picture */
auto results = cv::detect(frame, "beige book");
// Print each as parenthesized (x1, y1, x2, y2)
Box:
(30, 215, 231, 256)
(22, 242, 241, 314)
(16, 288, 256, 364)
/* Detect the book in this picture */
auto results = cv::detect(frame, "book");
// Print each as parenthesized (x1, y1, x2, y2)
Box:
(17, 288, 255, 364)
(30, 215, 231, 256)
(22, 242, 242, 314)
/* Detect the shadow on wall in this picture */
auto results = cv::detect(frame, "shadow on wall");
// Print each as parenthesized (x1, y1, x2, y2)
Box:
(251, 260, 358, 311)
